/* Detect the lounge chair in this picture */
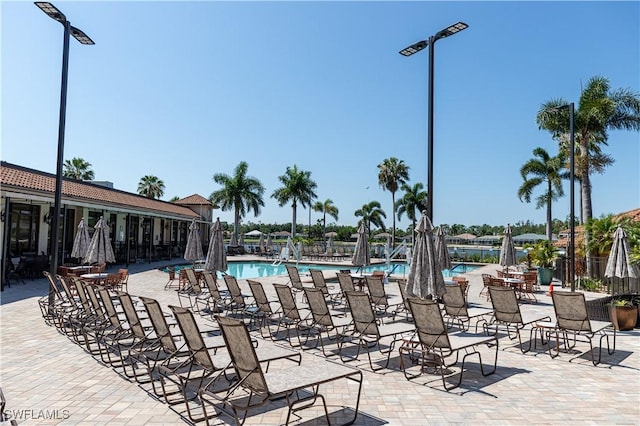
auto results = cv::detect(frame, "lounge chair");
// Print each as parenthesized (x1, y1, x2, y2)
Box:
(303, 287, 353, 357)
(198, 271, 231, 315)
(247, 280, 282, 338)
(365, 275, 403, 318)
(309, 268, 341, 303)
(550, 291, 616, 365)
(203, 315, 363, 425)
(442, 284, 494, 332)
(285, 265, 312, 302)
(340, 291, 415, 371)
(177, 269, 205, 311)
(222, 274, 258, 319)
(167, 306, 302, 423)
(487, 286, 551, 353)
(400, 297, 498, 390)
(272, 283, 313, 347)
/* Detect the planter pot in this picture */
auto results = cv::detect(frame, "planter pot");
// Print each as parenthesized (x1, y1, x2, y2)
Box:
(609, 305, 639, 331)
(537, 267, 553, 286)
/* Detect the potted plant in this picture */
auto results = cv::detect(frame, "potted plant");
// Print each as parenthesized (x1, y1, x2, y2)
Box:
(526, 240, 558, 286)
(609, 298, 638, 331)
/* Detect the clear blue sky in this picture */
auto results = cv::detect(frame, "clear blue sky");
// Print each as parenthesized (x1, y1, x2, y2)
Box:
(2, 1, 639, 230)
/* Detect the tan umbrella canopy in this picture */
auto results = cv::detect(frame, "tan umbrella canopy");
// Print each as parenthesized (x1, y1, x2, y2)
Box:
(266, 233, 273, 248)
(184, 219, 204, 262)
(70, 218, 91, 261)
(258, 233, 265, 252)
(499, 224, 517, 269)
(435, 225, 452, 271)
(605, 226, 639, 279)
(204, 218, 227, 273)
(325, 231, 338, 238)
(83, 216, 116, 264)
(238, 234, 245, 246)
(351, 222, 370, 270)
(406, 211, 445, 299)
(229, 231, 238, 246)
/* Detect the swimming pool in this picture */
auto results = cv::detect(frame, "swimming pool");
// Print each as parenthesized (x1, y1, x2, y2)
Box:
(167, 261, 479, 281)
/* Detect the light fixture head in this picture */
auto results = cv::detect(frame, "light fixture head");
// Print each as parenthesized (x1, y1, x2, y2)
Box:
(35, 2, 66, 23)
(399, 40, 429, 57)
(435, 21, 469, 40)
(70, 26, 95, 45)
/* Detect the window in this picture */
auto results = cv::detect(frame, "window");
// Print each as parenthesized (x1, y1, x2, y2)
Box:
(9, 203, 40, 256)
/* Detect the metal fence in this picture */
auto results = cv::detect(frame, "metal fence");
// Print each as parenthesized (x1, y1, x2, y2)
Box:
(554, 255, 639, 295)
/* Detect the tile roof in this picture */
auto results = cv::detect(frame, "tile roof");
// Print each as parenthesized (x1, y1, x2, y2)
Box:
(176, 193, 212, 206)
(1, 162, 199, 219)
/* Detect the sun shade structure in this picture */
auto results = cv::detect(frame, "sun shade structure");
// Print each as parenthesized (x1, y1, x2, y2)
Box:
(203, 218, 227, 273)
(70, 218, 91, 260)
(605, 226, 639, 291)
(499, 224, 517, 269)
(351, 222, 370, 269)
(435, 225, 452, 271)
(406, 211, 445, 299)
(83, 216, 115, 264)
(183, 219, 203, 262)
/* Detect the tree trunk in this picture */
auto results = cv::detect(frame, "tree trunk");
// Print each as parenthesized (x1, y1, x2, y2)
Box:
(391, 192, 396, 250)
(234, 210, 241, 244)
(546, 180, 553, 240)
(291, 201, 297, 238)
(580, 134, 594, 277)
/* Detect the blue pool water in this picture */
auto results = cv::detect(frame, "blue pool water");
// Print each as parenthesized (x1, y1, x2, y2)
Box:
(167, 261, 479, 281)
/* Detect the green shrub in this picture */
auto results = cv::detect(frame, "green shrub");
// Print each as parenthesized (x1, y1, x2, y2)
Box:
(579, 277, 603, 292)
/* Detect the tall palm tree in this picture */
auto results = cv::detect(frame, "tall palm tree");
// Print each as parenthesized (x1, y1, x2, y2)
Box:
(537, 76, 640, 274)
(377, 157, 409, 249)
(137, 175, 165, 199)
(312, 199, 339, 244)
(354, 201, 386, 235)
(63, 157, 94, 180)
(210, 161, 265, 244)
(517, 147, 568, 240)
(395, 182, 427, 247)
(271, 165, 317, 238)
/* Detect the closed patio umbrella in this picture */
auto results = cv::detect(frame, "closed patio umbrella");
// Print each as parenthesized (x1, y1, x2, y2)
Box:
(70, 218, 91, 261)
(83, 216, 116, 264)
(258, 233, 265, 253)
(204, 218, 227, 273)
(184, 219, 204, 262)
(238, 234, 245, 247)
(499, 224, 517, 270)
(435, 225, 452, 271)
(605, 225, 639, 280)
(351, 222, 370, 270)
(230, 231, 238, 247)
(266, 233, 273, 253)
(406, 211, 445, 299)
(325, 234, 335, 256)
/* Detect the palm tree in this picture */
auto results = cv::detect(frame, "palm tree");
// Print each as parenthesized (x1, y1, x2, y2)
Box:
(63, 157, 94, 180)
(137, 175, 165, 199)
(377, 157, 409, 249)
(395, 182, 427, 247)
(517, 147, 568, 240)
(272, 165, 317, 238)
(312, 199, 339, 245)
(210, 161, 265, 244)
(354, 201, 386, 235)
(537, 76, 640, 274)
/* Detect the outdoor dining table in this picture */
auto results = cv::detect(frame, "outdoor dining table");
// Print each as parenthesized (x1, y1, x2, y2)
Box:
(67, 265, 92, 276)
(501, 277, 525, 298)
(80, 273, 109, 285)
(350, 273, 370, 291)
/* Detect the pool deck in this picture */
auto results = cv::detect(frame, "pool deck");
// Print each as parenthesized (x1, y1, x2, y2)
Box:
(1, 257, 638, 425)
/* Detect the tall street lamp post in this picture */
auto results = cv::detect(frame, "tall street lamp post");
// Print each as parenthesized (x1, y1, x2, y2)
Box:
(35, 2, 94, 277)
(400, 22, 468, 223)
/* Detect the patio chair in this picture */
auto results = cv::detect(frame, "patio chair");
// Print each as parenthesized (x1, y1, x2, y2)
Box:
(442, 284, 493, 332)
(167, 306, 302, 423)
(222, 274, 259, 319)
(177, 269, 205, 311)
(103, 273, 122, 291)
(202, 315, 363, 426)
(399, 297, 498, 391)
(39, 271, 74, 329)
(139, 296, 215, 400)
(479, 273, 494, 300)
(392, 279, 413, 320)
(303, 287, 353, 357)
(365, 274, 403, 318)
(247, 280, 282, 338)
(272, 283, 313, 347)
(337, 272, 356, 304)
(309, 268, 341, 303)
(285, 265, 312, 302)
(164, 266, 177, 290)
(117, 268, 129, 292)
(551, 291, 616, 366)
(487, 286, 551, 353)
(340, 291, 415, 371)
(95, 286, 137, 367)
(115, 290, 158, 381)
(197, 271, 232, 315)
